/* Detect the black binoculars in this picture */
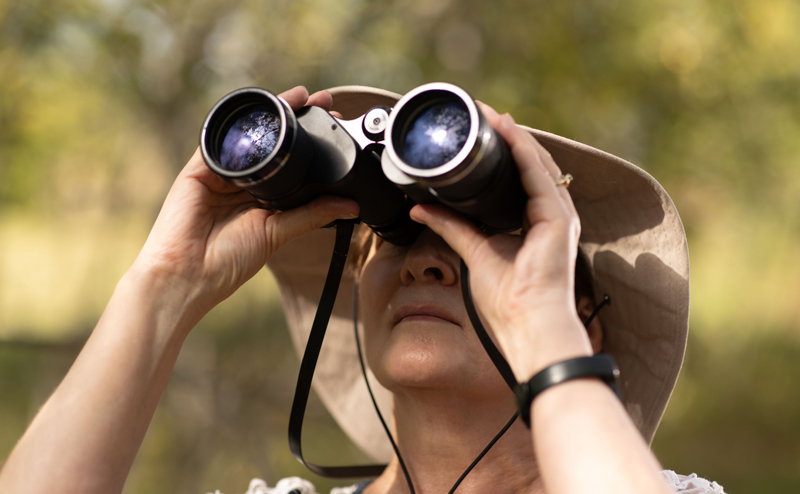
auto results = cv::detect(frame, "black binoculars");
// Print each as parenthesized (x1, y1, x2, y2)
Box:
(200, 83, 525, 245)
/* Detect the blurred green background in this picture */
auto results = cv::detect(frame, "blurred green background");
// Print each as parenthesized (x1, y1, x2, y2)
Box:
(2, 0, 800, 492)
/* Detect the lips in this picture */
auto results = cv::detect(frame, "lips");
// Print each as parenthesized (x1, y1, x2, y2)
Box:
(392, 305, 460, 327)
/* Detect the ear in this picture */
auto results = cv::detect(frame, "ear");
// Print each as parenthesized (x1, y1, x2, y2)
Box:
(576, 296, 604, 354)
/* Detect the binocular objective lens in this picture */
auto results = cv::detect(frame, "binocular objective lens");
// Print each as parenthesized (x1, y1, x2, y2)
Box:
(219, 105, 281, 171)
(402, 101, 470, 170)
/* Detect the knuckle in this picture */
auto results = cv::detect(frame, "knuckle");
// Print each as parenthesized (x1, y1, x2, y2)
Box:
(268, 221, 284, 248)
(573, 218, 582, 238)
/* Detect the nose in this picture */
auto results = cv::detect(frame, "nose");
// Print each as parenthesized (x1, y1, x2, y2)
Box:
(399, 229, 459, 286)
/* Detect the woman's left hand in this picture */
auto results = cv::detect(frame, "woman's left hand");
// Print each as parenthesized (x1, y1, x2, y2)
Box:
(409, 105, 593, 380)
(412, 104, 673, 494)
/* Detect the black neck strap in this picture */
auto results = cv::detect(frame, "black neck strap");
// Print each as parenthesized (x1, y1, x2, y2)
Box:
(287, 227, 519, 481)
(459, 260, 518, 390)
(287, 220, 386, 478)
(352, 278, 518, 494)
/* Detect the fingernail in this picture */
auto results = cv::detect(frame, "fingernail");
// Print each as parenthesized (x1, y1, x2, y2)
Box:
(504, 113, 516, 125)
(344, 211, 359, 219)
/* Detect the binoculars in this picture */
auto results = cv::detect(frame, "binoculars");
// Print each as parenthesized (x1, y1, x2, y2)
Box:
(200, 83, 525, 245)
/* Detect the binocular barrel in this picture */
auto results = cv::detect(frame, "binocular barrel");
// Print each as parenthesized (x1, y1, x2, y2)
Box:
(200, 83, 526, 245)
(382, 83, 525, 233)
(201, 88, 416, 243)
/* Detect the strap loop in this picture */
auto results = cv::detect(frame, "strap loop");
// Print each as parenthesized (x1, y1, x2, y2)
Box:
(287, 219, 386, 478)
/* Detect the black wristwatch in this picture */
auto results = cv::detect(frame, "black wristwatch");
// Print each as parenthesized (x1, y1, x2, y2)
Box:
(514, 354, 623, 427)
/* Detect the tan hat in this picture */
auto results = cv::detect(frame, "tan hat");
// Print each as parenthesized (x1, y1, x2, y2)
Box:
(267, 85, 690, 463)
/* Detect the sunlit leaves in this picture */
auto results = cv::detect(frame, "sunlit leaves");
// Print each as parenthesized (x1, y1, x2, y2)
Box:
(2, 0, 800, 491)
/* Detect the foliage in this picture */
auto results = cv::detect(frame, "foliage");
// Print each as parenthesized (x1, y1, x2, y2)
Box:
(2, 0, 800, 492)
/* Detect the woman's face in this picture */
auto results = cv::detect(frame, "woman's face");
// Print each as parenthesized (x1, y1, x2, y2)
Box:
(359, 229, 511, 401)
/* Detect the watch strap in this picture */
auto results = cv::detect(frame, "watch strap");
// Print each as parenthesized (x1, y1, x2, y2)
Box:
(514, 354, 622, 427)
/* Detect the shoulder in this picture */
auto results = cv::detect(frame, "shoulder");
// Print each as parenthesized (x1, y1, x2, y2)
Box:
(662, 470, 726, 493)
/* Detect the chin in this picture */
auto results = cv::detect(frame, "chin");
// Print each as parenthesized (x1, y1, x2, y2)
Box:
(372, 335, 470, 390)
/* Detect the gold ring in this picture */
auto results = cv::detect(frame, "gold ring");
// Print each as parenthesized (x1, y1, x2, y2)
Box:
(554, 173, 573, 188)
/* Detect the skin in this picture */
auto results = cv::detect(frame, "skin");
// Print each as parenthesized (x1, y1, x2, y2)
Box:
(365, 106, 669, 494)
(0, 87, 672, 494)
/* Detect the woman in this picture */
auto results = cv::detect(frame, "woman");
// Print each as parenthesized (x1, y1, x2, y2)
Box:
(0, 86, 721, 494)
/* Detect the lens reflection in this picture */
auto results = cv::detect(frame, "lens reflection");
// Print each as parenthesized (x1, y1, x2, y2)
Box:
(402, 101, 470, 170)
(220, 106, 281, 171)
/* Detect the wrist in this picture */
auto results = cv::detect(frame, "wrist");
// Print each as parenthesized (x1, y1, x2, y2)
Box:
(117, 263, 206, 340)
(515, 355, 621, 426)
(498, 309, 594, 382)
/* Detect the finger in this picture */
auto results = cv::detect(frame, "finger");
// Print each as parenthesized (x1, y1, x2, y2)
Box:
(477, 108, 562, 203)
(529, 138, 561, 178)
(509, 125, 574, 212)
(329, 111, 343, 119)
(491, 113, 560, 181)
(178, 147, 207, 177)
(278, 86, 310, 110)
(517, 129, 579, 217)
(526, 136, 571, 204)
(409, 203, 487, 265)
(521, 214, 532, 236)
(479, 103, 567, 207)
(482, 108, 579, 230)
(306, 89, 334, 111)
(181, 147, 241, 194)
(501, 114, 562, 181)
(494, 114, 565, 208)
(476, 102, 508, 145)
(267, 196, 359, 247)
(476, 100, 501, 124)
(477, 101, 563, 185)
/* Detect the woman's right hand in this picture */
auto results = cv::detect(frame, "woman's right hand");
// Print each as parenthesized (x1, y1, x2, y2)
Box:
(131, 86, 359, 320)
(0, 87, 358, 494)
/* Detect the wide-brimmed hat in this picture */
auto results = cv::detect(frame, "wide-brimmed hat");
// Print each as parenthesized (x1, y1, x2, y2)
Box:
(267, 85, 689, 463)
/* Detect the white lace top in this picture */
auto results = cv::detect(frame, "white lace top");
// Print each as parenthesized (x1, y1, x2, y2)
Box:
(208, 470, 725, 494)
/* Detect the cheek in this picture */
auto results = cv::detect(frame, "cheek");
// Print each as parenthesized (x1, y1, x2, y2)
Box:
(358, 258, 396, 333)
(358, 257, 398, 371)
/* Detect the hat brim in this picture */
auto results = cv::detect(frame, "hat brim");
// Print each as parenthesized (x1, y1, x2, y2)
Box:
(268, 86, 689, 462)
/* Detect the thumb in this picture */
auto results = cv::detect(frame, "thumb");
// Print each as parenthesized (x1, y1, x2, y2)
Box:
(267, 196, 359, 248)
(409, 204, 486, 265)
